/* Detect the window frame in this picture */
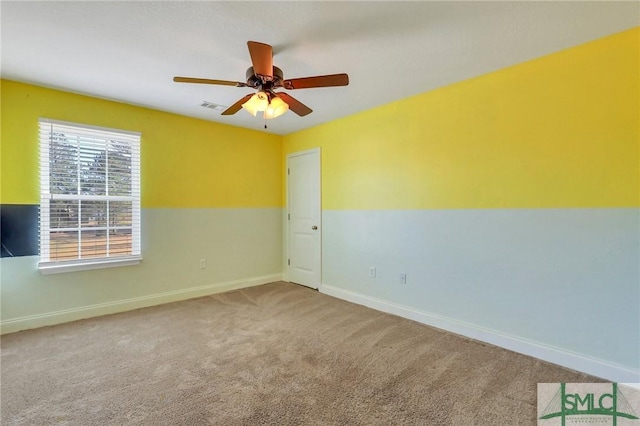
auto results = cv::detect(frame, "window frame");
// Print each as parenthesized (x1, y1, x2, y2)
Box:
(38, 118, 142, 274)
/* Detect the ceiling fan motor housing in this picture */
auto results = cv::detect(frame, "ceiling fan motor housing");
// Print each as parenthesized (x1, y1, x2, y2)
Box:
(246, 66, 284, 89)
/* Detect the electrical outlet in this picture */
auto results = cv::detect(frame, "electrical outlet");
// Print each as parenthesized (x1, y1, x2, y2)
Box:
(369, 267, 376, 278)
(400, 273, 407, 284)
(199, 259, 206, 269)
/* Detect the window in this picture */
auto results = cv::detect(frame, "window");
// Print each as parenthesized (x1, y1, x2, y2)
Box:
(39, 119, 141, 273)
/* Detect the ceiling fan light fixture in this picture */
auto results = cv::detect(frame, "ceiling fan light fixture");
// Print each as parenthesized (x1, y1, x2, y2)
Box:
(241, 91, 269, 116)
(264, 96, 289, 119)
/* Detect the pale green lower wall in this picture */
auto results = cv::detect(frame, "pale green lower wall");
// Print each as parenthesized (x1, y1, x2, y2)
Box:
(1, 208, 283, 333)
(320, 207, 639, 382)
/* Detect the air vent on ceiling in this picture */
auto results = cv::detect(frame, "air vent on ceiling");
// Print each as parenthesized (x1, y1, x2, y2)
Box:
(200, 101, 227, 112)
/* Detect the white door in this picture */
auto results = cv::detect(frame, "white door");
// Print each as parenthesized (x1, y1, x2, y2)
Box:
(287, 149, 321, 289)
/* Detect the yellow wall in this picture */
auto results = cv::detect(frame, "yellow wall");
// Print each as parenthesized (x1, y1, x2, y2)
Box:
(1, 80, 283, 208)
(284, 27, 639, 210)
(3, 28, 638, 210)
(7, 28, 640, 209)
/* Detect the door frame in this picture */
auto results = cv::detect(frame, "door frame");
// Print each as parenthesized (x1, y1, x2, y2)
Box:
(284, 147, 321, 287)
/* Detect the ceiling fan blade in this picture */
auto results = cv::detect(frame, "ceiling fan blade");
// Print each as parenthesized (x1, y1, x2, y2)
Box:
(276, 93, 313, 116)
(221, 94, 253, 115)
(174, 76, 245, 87)
(283, 73, 349, 90)
(247, 41, 273, 82)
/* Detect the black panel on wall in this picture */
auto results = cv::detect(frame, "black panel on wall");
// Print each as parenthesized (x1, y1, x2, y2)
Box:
(1, 204, 39, 258)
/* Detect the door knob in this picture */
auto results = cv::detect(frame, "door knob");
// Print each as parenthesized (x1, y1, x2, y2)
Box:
(312, 226, 318, 230)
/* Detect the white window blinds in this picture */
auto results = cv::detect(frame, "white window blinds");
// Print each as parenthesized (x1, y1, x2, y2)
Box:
(39, 118, 141, 272)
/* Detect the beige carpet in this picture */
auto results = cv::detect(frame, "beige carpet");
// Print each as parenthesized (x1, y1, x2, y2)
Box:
(1, 281, 598, 425)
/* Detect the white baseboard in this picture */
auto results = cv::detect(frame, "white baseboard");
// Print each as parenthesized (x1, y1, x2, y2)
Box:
(1, 274, 282, 335)
(320, 283, 640, 384)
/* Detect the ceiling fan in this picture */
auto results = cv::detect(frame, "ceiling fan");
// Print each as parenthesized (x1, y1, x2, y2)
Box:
(173, 41, 349, 119)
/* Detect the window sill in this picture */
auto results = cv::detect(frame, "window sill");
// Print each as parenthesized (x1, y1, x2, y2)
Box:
(38, 256, 142, 275)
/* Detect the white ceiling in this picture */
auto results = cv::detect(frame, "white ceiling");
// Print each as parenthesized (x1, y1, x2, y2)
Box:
(2, 1, 638, 136)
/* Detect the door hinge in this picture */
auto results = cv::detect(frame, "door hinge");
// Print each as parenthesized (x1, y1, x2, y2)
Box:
(287, 168, 290, 175)
(288, 259, 290, 266)
(288, 213, 290, 220)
